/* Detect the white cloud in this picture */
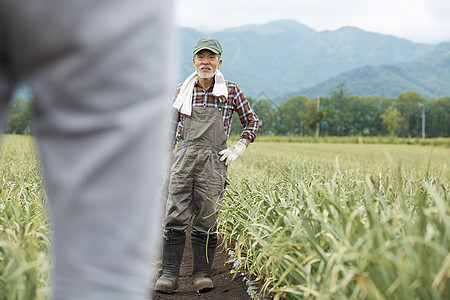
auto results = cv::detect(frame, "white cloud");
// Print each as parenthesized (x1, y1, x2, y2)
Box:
(175, 0, 450, 44)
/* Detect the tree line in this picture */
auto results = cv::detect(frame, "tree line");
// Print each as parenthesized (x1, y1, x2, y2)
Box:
(231, 84, 449, 138)
(3, 84, 450, 138)
(3, 97, 33, 135)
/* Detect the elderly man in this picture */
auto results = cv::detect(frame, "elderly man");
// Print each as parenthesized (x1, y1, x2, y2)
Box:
(155, 38, 259, 294)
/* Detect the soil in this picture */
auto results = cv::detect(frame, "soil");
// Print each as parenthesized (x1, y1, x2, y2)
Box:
(151, 229, 263, 300)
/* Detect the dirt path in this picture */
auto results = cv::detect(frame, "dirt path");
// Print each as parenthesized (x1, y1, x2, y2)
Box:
(151, 231, 253, 300)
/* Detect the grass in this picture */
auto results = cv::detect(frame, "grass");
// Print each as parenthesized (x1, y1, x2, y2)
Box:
(1, 134, 449, 299)
(218, 141, 450, 299)
(239, 135, 450, 147)
(0, 135, 50, 300)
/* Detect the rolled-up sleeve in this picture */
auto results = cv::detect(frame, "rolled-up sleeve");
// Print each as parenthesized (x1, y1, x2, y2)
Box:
(233, 86, 259, 142)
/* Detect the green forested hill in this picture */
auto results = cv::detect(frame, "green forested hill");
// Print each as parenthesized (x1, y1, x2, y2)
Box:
(176, 19, 448, 100)
(294, 49, 450, 100)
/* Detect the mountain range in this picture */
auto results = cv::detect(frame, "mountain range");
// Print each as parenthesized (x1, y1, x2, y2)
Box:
(175, 19, 450, 104)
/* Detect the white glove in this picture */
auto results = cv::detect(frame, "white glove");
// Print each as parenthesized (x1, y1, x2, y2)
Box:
(219, 141, 247, 166)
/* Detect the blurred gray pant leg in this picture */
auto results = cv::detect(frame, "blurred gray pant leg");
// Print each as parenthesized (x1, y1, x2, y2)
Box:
(0, 74, 13, 132)
(0, 24, 14, 131)
(3, 1, 173, 299)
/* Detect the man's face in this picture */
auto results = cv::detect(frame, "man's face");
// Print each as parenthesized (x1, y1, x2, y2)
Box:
(193, 50, 222, 79)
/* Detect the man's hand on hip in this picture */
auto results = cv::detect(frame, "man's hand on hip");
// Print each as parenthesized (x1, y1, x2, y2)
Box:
(219, 141, 247, 166)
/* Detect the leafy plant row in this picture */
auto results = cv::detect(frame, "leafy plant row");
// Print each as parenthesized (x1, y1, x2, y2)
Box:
(218, 148, 449, 299)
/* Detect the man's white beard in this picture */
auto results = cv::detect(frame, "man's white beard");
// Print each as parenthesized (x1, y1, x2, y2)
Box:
(198, 72, 214, 79)
(196, 63, 219, 79)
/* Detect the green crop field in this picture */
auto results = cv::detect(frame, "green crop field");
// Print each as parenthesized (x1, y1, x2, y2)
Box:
(1, 135, 449, 299)
(0, 135, 50, 300)
(220, 141, 449, 299)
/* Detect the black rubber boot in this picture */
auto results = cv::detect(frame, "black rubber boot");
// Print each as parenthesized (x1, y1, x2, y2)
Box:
(191, 231, 217, 292)
(155, 230, 185, 294)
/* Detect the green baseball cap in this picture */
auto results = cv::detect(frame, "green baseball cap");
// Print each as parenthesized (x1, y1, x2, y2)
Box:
(193, 38, 223, 55)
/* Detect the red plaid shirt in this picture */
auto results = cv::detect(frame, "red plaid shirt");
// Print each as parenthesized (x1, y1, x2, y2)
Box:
(169, 79, 259, 148)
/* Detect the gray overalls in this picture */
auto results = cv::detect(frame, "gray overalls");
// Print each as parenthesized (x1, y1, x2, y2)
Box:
(156, 93, 230, 293)
(163, 102, 228, 234)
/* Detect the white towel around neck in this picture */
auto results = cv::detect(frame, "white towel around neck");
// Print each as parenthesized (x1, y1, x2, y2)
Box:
(172, 70, 228, 116)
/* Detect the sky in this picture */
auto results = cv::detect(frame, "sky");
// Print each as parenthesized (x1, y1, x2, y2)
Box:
(174, 0, 450, 45)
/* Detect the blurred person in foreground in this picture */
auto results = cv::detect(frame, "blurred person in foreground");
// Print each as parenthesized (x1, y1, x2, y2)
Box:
(155, 38, 259, 294)
(0, 1, 173, 299)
